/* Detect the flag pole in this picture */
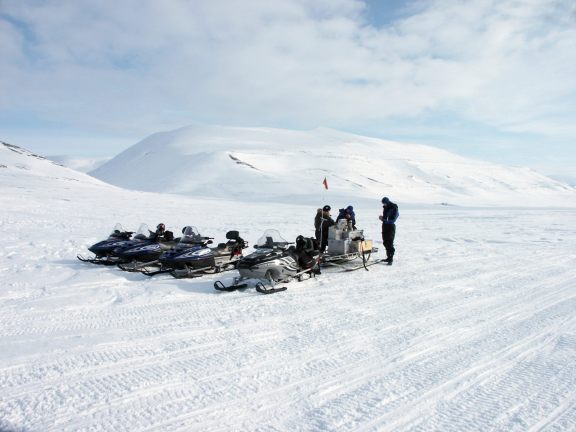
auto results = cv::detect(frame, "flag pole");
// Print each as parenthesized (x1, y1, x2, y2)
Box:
(319, 177, 329, 254)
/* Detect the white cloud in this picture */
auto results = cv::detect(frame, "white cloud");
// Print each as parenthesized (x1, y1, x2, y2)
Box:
(0, 0, 575, 146)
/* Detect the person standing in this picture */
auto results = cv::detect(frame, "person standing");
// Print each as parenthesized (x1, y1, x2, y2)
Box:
(379, 197, 399, 264)
(315, 205, 335, 253)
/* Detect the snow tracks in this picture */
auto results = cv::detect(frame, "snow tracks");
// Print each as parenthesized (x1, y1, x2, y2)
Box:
(1, 207, 576, 431)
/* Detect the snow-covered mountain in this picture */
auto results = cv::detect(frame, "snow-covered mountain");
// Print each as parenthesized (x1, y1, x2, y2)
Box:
(90, 125, 575, 207)
(1, 141, 109, 188)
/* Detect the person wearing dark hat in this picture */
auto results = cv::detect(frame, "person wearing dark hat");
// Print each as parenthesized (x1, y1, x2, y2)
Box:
(315, 205, 335, 253)
(336, 205, 357, 230)
(379, 197, 399, 264)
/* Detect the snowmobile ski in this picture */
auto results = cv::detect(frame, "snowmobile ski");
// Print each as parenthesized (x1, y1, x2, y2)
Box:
(77, 254, 94, 263)
(77, 255, 124, 266)
(213, 281, 248, 292)
(255, 282, 287, 294)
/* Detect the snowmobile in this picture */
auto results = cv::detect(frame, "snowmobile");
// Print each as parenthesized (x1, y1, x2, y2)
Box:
(321, 219, 379, 270)
(145, 227, 248, 278)
(78, 223, 168, 266)
(115, 223, 181, 272)
(77, 223, 138, 265)
(214, 229, 320, 294)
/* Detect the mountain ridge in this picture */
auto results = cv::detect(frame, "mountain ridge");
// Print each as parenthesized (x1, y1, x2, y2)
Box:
(0, 140, 114, 192)
(88, 125, 575, 207)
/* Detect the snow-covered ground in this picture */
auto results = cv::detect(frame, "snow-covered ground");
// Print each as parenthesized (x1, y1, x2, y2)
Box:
(1, 142, 576, 431)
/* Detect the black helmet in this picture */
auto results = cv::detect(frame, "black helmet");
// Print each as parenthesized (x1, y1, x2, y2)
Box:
(296, 235, 305, 248)
(322, 205, 331, 212)
(381, 197, 390, 205)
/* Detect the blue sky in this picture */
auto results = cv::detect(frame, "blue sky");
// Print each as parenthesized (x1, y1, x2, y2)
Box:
(1, 0, 575, 179)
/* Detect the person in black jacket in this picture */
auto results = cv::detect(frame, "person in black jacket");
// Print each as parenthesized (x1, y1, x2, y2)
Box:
(335, 205, 356, 229)
(314, 205, 335, 253)
(379, 197, 399, 264)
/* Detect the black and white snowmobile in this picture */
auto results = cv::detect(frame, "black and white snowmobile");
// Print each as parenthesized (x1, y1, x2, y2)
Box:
(115, 223, 180, 272)
(77, 223, 137, 265)
(153, 228, 248, 278)
(214, 229, 320, 294)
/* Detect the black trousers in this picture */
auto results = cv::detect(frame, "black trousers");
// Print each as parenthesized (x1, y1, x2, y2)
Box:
(382, 224, 396, 259)
(315, 229, 328, 253)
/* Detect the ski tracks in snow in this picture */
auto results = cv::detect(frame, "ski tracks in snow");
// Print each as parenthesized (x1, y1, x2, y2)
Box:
(1, 206, 576, 431)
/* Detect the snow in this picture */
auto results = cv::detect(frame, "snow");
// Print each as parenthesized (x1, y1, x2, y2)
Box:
(47, 155, 111, 173)
(90, 125, 576, 207)
(1, 140, 576, 431)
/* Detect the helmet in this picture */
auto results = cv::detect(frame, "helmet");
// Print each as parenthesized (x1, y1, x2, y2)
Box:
(157, 223, 166, 232)
(322, 205, 331, 212)
(296, 235, 305, 249)
(381, 197, 390, 205)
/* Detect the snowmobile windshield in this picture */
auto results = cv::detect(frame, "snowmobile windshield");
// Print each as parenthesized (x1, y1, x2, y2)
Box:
(255, 229, 290, 249)
(179, 226, 203, 244)
(108, 223, 129, 238)
(111, 223, 124, 235)
(133, 223, 151, 240)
